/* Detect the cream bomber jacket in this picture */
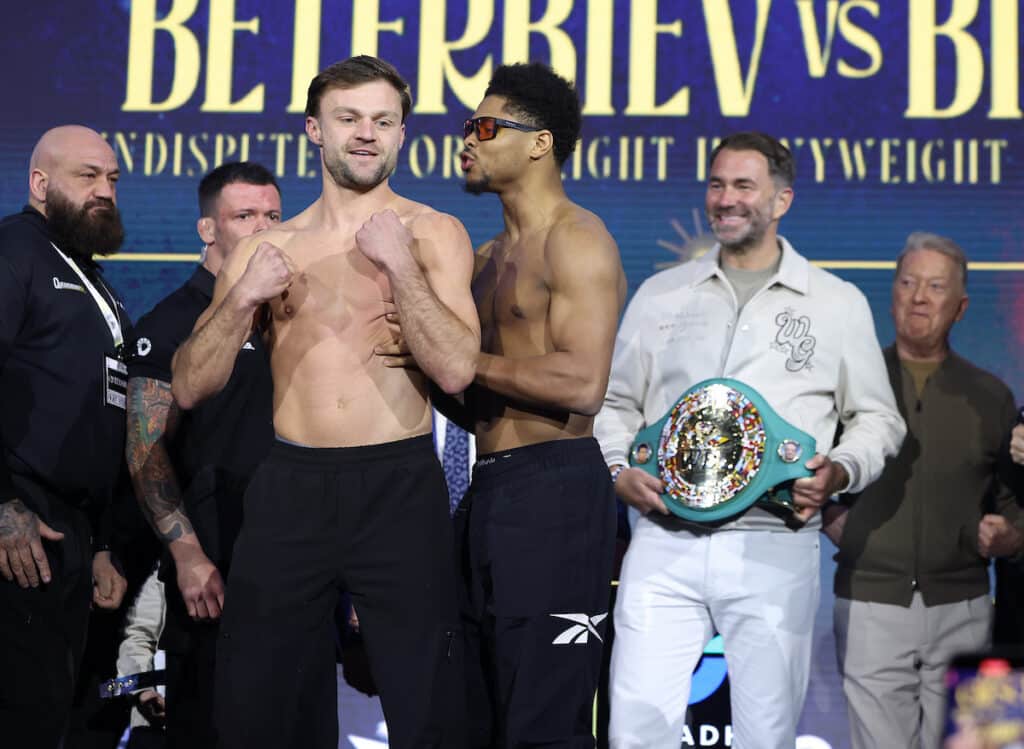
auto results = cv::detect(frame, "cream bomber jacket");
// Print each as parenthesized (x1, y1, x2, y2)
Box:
(594, 237, 907, 532)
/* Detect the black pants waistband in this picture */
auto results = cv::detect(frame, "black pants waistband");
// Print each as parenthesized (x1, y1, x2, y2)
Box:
(471, 437, 603, 486)
(269, 433, 434, 467)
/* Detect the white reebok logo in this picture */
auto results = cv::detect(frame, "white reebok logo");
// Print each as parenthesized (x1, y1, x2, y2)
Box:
(241, 342, 255, 351)
(550, 613, 607, 645)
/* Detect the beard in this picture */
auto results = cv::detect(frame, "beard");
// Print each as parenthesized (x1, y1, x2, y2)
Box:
(46, 188, 124, 258)
(463, 173, 493, 195)
(324, 148, 396, 192)
(709, 209, 770, 254)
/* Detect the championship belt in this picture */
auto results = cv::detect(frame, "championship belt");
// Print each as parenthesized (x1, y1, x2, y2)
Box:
(629, 378, 816, 522)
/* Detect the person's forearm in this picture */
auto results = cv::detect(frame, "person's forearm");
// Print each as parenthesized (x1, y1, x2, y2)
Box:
(126, 379, 197, 552)
(386, 260, 477, 394)
(171, 285, 258, 409)
(128, 439, 196, 551)
(475, 351, 608, 416)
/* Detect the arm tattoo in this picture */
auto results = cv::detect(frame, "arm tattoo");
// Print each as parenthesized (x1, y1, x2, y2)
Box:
(126, 377, 194, 544)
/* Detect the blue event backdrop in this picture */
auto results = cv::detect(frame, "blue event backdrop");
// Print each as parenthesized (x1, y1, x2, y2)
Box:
(2, 2, 1022, 747)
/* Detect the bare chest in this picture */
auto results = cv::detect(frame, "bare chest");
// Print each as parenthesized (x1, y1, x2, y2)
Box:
(472, 242, 550, 334)
(269, 242, 392, 339)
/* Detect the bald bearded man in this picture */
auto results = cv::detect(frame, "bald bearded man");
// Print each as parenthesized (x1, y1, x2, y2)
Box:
(0, 125, 130, 748)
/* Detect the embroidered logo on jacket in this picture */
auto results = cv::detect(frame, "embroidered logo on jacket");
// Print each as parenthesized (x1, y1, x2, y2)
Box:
(52, 277, 86, 293)
(772, 308, 816, 372)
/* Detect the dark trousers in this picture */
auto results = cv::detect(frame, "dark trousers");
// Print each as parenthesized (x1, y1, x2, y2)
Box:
(164, 618, 219, 749)
(214, 435, 464, 749)
(994, 558, 1024, 647)
(160, 481, 243, 749)
(456, 438, 617, 748)
(0, 477, 94, 749)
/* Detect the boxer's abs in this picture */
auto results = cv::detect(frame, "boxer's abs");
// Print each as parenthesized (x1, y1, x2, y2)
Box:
(268, 315, 432, 448)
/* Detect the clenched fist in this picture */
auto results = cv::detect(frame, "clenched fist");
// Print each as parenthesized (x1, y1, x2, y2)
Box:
(356, 210, 414, 271)
(237, 241, 296, 307)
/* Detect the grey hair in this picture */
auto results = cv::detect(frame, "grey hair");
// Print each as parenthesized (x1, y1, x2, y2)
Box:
(896, 231, 968, 290)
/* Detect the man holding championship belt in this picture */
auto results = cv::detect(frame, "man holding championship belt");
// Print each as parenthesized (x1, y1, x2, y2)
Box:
(595, 131, 906, 748)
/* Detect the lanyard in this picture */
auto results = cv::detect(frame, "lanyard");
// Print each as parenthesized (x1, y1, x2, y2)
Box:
(50, 242, 124, 350)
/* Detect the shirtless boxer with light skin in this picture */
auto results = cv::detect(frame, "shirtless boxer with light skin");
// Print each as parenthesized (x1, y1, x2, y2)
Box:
(171, 56, 479, 749)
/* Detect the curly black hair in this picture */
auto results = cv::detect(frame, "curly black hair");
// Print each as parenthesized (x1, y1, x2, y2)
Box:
(484, 63, 581, 166)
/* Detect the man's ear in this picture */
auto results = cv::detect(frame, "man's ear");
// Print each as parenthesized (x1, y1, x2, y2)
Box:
(197, 217, 216, 245)
(529, 130, 555, 161)
(29, 168, 48, 204)
(954, 294, 969, 324)
(306, 116, 322, 147)
(772, 187, 794, 221)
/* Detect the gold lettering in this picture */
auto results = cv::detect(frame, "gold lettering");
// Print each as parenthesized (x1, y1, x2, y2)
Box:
(144, 133, 168, 175)
(836, 1, 882, 78)
(409, 135, 437, 178)
(618, 136, 629, 181)
(807, 138, 833, 182)
(297, 135, 316, 178)
(123, 0, 202, 111)
(352, 0, 406, 56)
(796, 0, 840, 78)
(957, 139, 977, 183)
(288, 0, 322, 113)
(442, 135, 463, 179)
(417, 0, 494, 114)
(189, 134, 210, 176)
(879, 138, 900, 184)
(268, 133, 293, 175)
(112, 133, 136, 173)
(583, 0, 615, 115)
(651, 136, 673, 181)
(213, 134, 239, 166)
(989, 0, 1021, 117)
(587, 136, 612, 178)
(702, 0, 771, 116)
(503, 0, 575, 80)
(171, 133, 184, 176)
(696, 136, 726, 181)
(906, 0, 983, 118)
(625, 0, 687, 115)
(920, 139, 945, 182)
(905, 138, 916, 183)
(984, 139, 1007, 182)
(837, 138, 873, 180)
(201, 0, 264, 112)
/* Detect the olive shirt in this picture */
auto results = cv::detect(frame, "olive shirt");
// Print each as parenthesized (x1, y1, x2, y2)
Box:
(835, 345, 1023, 606)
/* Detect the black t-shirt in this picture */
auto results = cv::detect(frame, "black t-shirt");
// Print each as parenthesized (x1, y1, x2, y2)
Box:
(127, 265, 274, 562)
(0, 207, 130, 508)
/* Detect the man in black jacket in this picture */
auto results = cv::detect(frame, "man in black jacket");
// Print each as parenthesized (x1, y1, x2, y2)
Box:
(126, 161, 280, 748)
(825, 231, 1024, 749)
(0, 124, 129, 748)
